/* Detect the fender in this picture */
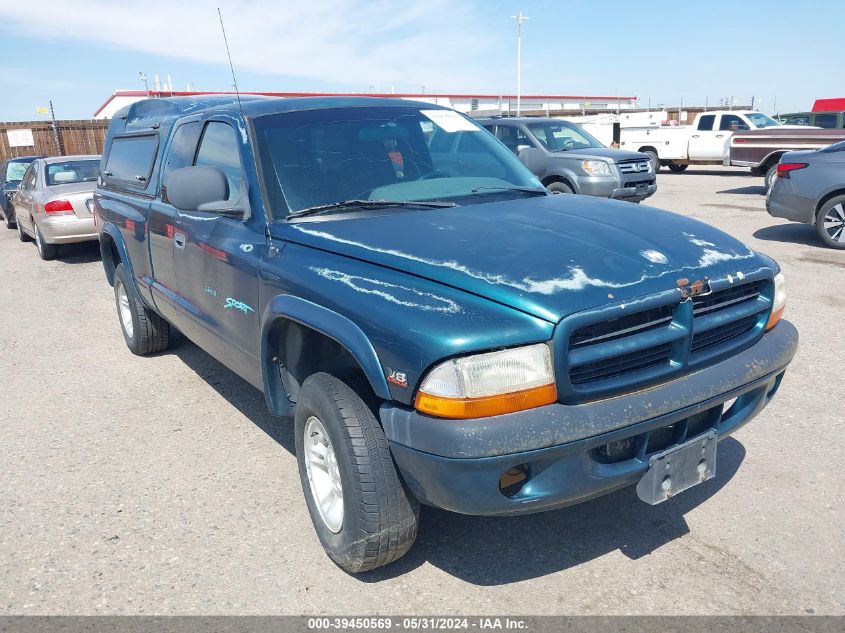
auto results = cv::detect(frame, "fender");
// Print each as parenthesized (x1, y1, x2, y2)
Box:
(99, 222, 138, 294)
(260, 294, 392, 416)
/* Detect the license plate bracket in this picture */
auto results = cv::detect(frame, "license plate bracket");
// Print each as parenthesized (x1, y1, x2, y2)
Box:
(636, 430, 717, 505)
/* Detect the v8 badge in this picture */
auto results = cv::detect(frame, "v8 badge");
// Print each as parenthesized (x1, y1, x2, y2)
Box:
(387, 368, 408, 388)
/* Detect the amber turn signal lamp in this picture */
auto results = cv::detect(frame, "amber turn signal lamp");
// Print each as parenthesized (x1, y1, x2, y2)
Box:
(415, 383, 558, 419)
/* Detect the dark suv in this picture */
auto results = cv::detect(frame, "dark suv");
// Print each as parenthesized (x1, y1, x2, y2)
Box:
(0, 155, 44, 228)
(95, 96, 796, 573)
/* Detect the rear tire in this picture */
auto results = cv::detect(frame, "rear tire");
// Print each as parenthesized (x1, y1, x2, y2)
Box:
(667, 162, 688, 173)
(643, 150, 660, 173)
(764, 164, 777, 192)
(547, 181, 574, 195)
(815, 195, 845, 249)
(114, 263, 171, 355)
(17, 218, 30, 242)
(34, 224, 58, 260)
(295, 371, 419, 573)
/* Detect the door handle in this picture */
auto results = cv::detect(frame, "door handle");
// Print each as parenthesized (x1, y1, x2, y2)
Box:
(716, 134, 725, 138)
(691, 134, 700, 138)
(174, 233, 186, 249)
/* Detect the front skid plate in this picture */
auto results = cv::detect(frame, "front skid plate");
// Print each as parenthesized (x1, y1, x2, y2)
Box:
(636, 430, 718, 505)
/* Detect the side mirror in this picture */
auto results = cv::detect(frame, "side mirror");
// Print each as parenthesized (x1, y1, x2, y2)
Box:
(165, 165, 237, 214)
(519, 147, 548, 176)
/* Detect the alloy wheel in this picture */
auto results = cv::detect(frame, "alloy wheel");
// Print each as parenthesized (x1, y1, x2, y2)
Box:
(823, 203, 845, 243)
(116, 282, 134, 338)
(303, 415, 344, 533)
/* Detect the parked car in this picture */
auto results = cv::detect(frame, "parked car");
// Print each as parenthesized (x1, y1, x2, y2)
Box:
(620, 110, 787, 172)
(0, 155, 44, 229)
(779, 111, 845, 129)
(472, 117, 655, 202)
(766, 141, 845, 249)
(13, 155, 100, 260)
(729, 127, 845, 190)
(95, 96, 797, 573)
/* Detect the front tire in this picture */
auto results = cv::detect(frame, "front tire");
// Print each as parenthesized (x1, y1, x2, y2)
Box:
(547, 181, 574, 195)
(667, 162, 688, 173)
(3, 208, 15, 229)
(34, 224, 58, 260)
(643, 150, 660, 173)
(114, 263, 171, 355)
(295, 371, 419, 573)
(816, 196, 845, 249)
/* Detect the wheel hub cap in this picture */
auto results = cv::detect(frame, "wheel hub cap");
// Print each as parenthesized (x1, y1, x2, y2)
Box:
(824, 203, 845, 243)
(304, 415, 343, 533)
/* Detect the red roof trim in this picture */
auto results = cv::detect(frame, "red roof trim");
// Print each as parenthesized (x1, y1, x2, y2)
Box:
(94, 89, 637, 117)
(812, 98, 845, 113)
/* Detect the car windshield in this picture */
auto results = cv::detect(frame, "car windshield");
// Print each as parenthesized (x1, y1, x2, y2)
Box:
(526, 121, 604, 151)
(45, 160, 99, 186)
(746, 112, 780, 128)
(252, 106, 544, 218)
(4, 161, 29, 184)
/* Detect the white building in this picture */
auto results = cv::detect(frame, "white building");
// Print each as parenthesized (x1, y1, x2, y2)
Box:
(93, 89, 638, 119)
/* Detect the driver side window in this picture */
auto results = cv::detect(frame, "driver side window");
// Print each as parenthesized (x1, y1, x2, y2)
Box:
(719, 115, 749, 132)
(194, 122, 243, 204)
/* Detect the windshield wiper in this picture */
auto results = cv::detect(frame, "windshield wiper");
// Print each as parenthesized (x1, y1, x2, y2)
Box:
(287, 199, 456, 220)
(468, 186, 548, 196)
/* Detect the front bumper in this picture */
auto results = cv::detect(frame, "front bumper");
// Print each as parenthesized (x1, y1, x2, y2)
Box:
(39, 216, 97, 244)
(610, 182, 656, 202)
(381, 320, 798, 516)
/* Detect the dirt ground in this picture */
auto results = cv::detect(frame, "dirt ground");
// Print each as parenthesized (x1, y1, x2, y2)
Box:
(1, 167, 843, 615)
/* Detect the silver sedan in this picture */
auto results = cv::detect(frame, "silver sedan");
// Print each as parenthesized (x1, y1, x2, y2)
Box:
(766, 141, 845, 249)
(12, 155, 100, 260)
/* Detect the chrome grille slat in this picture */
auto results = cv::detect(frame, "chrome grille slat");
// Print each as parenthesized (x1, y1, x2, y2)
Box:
(617, 160, 651, 174)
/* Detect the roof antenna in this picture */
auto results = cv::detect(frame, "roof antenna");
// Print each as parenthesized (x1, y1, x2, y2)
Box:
(217, 7, 244, 116)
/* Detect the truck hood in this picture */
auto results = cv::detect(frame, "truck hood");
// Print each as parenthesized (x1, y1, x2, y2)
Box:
(273, 195, 767, 323)
(551, 147, 646, 162)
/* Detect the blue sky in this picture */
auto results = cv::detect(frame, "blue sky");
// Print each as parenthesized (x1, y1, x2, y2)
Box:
(0, 0, 842, 121)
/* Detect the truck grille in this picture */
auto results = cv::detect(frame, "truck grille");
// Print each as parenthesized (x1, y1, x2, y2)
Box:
(617, 159, 651, 174)
(564, 276, 772, 399)
(691, 281, 765, 355)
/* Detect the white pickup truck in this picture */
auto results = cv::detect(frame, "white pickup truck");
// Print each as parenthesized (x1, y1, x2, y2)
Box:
(619, 110, 783, 173)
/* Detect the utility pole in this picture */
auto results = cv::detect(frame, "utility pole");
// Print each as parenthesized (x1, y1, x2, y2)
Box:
(49, 100, 64, 156)
(139, 71, 149, 95)
(511, 11, 528, 116)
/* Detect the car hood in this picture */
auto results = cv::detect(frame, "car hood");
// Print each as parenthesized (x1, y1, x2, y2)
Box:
(273, 195, 767, 323)
(551, 147, 646, 162)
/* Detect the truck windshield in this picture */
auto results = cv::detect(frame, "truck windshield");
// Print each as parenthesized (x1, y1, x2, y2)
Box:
(746, 112, 780, 128)
(252, 106, 544, 218)
(526, 121, 603, 151)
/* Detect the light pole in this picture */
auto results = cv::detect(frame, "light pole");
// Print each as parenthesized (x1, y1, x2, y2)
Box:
(511, 11, 528, 116)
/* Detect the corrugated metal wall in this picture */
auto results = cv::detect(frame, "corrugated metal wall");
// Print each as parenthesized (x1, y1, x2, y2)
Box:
(0, 120, 109, 162)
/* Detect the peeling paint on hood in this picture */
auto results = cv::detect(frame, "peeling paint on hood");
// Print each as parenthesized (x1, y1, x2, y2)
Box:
(273, 195, 765, 323)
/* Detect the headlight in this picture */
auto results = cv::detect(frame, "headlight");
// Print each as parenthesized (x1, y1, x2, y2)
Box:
(582, 160, 612, 176)
(414, 343, 557, 419)
(766, 272, 786, 330)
